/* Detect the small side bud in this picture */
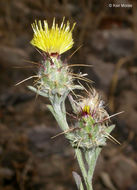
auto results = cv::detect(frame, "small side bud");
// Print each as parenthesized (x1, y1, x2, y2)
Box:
(68, 89, 115, 149)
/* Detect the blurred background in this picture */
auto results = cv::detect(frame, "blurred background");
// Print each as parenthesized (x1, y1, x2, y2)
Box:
(0, 0, 137, 190)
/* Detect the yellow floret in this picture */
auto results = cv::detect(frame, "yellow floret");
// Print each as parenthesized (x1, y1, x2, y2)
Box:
(83, 105, 90, 114)
(31, 17, 75, 55)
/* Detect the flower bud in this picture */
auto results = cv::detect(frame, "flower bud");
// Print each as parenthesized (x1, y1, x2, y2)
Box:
(69, 90, 114, 149)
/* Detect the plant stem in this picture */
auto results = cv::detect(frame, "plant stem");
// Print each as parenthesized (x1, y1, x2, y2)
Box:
(53, 102, 69, 131)
(85, 148, 101, 189)
(75, 147, 101, 190)
(47, 101, 69, 131)
(75, 149, 88, 189)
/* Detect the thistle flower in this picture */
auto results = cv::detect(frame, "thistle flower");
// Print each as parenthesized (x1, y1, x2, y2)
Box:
(29, 18, 83, 101)
(69, 89, 115, 149)
(31, 17, 75, 56)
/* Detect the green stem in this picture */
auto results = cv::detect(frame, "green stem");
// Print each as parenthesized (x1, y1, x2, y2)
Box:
(75, 147, 101, 190)
(85, 147, 101, 188)
(53, 102, 69, 131)
(75, 149, 88, 189)
(47, 102, 69, 131)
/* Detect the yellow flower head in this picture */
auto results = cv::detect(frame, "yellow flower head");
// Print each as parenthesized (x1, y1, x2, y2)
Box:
(31, 17, 76, 56)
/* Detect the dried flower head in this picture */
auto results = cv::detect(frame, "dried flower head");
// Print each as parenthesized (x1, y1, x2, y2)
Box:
(31, 17, 75, 56)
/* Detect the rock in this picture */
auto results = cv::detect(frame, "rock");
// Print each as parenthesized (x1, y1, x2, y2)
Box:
(85, 55, 127, 90)
(117, 90, 137, 133)
(0, 46, 28, 66)
(28, 125, 69, 158)
(107, 155, 137, 189)
(0, 168, 14, 179)
(0, 92, 34, 108)
(90, 29, 135, 61)
(100, 172, 117, 190)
